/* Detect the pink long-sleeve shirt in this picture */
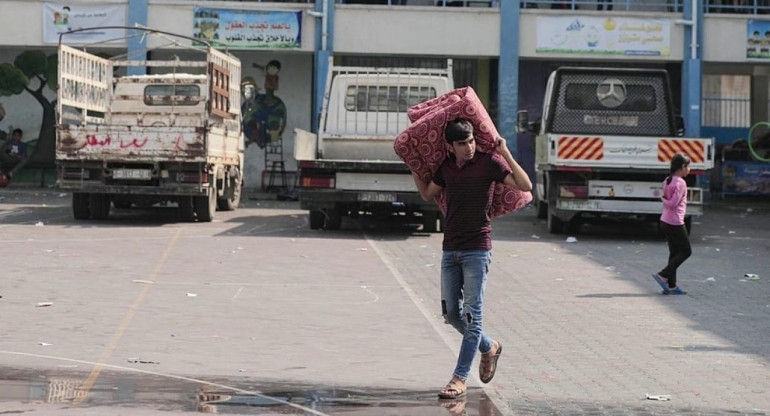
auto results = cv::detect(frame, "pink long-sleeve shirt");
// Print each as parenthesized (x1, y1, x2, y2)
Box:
(660, 176, 687, 226)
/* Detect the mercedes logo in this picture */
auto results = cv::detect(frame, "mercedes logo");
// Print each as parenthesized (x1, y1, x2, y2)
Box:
(597, 78, 627, 108)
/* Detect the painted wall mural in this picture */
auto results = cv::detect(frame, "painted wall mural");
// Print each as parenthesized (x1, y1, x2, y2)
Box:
(0, 49, 58, 168)
(242, 60, 287, 149)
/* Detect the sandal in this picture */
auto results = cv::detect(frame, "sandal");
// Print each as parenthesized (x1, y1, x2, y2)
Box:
(479, 340, 502, 384)
(651, 273, 668, 291)
(438, 398, 467, 415)
(663, 287, 687, 295)
(437, 377, 466, 399)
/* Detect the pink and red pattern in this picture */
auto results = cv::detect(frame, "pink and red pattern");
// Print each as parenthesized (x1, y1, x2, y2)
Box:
(394, 86, 532, 218)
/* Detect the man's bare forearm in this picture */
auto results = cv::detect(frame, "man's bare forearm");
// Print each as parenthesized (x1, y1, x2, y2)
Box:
(500, 148, 533, 191)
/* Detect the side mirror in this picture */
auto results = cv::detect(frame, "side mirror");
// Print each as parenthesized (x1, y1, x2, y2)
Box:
(675, 115, 685, 136)
(516, 110, 531, 134)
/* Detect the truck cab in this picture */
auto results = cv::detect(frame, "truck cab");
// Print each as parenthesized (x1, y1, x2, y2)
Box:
(517, 67, 714, 234)
(294, 60, 453, 231)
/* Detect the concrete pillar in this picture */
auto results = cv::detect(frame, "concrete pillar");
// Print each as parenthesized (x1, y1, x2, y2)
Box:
(127, 0, 148, 76)
(498, 0, 520, 155)
(681, 0, 703, 138)
(751, 76, 768, 125)
(313, 0, 334, 134)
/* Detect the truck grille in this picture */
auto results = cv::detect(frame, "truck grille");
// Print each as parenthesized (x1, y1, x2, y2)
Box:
(549, 71, 675, 137)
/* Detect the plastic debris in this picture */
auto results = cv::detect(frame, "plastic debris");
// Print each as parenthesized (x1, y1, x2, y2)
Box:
(747, 208, 753, 213)
(127, 358, 159, 364)
(715, 248, 720, 252)
(705, 277, 715, 282)
(357, 248, 368, 251)
(187, 293, 198, 297)
(35, 221, 44, 226)
(131, 279, 154, 284)
(38, 342, 52, 346)
(646, 394, 671, 401)
(745, 273, 760, 281)
(59, 193, 67, 198)
(36, 302, 53, 307)
(605, 266, 616, 271)
(728, 230, 736, 234)
(531, 234, 541, 239)
(565, 236, 578, 243)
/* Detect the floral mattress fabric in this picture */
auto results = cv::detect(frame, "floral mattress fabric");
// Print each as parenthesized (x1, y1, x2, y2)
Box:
(394, 86, 532, 218)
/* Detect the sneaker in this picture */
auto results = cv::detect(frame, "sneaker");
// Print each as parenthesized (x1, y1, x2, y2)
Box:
(662, 287, 687, 295)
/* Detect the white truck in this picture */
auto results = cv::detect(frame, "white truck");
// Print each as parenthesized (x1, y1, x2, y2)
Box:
(56, 27, 243, 222)
(294, 59, 454, 231)
(517, 67, 714, 234)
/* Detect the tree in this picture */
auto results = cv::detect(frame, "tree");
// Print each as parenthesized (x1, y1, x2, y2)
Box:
(0, 50, 58, 166)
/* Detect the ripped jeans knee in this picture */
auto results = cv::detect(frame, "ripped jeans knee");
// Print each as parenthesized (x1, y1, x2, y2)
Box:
(441, 299, 469, 334)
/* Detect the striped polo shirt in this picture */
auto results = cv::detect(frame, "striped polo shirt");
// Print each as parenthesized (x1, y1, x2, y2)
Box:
(432, 151, 511, 251)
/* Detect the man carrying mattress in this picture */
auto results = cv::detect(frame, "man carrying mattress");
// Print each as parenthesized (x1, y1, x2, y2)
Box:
(411, 118, 532, 399)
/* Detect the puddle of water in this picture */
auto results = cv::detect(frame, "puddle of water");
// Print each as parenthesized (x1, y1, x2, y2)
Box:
(0, 370, 503, 416)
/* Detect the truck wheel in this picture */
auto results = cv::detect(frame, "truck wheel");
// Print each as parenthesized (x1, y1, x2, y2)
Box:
(194, 186, 217, 222)
(422, 211, 441, 233)
(547, 210, 564, 234)
(566, 216, 582, 235)
(324, 208, 342, 230)
(72, 193, 90, 220)
(178, 197, 195, 222)
(113, 199, 132, 209)
(89, 194, 111, 220)
(309, 210, 324, 230)
(217, 175, 242, 211)
(536, 199, 548, 219)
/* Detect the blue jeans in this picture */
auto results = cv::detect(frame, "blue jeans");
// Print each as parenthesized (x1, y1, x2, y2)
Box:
(441, 249, 493, 380)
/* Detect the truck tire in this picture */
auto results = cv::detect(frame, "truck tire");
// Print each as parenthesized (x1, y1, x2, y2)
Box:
(547, 210, 564, 234)
(178, 196, 195, 222)
(194, 185, 217, 222)
(72, 193, 90, 220)
(536, 199, 548, 219)
(309, 210, 324, 230)
(324, 208, 342, 230)
(89, 194, 111, 220)
(566, 216, 582, 235)
(217, 174, 242, 211)
(113, 199, 132, 209)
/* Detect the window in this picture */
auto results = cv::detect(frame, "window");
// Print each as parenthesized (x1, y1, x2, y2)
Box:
(344, 85, 436, 112)
(144, 85, 201, 106)
(564, 83, 657, 112)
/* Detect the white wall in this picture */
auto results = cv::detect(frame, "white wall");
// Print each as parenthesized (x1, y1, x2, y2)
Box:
(334, 6, 500, 56)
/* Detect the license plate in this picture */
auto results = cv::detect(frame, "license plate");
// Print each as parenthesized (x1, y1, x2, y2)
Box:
(113, 169, 152, 180)
(357, 192, 395, 202)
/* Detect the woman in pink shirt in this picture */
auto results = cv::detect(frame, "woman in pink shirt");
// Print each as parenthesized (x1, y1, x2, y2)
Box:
(652, 153, 691, 295)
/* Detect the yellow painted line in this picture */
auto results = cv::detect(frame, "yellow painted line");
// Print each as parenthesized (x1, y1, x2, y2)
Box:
(75, 227, 182, 403)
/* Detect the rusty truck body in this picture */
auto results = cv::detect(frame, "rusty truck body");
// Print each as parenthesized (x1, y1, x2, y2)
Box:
(55, 27, 243, 222)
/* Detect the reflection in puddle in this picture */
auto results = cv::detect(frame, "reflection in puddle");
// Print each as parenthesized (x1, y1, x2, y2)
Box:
(0, 370, 503, 416)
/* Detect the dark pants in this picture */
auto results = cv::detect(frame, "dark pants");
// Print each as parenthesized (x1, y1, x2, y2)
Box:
(597, 0, 613, 10)
(659, 222, 691, 288)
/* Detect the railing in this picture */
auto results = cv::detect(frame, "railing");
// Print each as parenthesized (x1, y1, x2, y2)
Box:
(521, 0, 770, 14)
(228, 0, 501, 6)
(701, 96, 751, 128)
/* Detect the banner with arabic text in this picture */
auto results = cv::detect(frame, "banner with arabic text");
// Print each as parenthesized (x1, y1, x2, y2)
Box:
(193, 8, 301, 49)
(43, 3, 126, 44)
(536, 16, 670, 56)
